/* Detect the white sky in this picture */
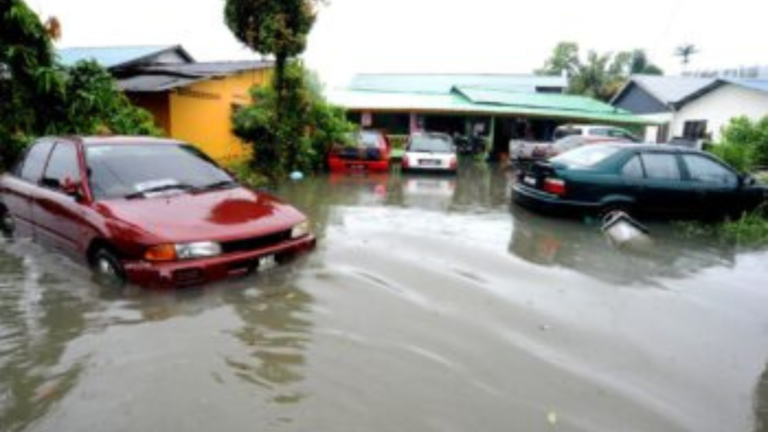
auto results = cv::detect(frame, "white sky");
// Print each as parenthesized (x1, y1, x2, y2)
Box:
(29, 0, 768, 87)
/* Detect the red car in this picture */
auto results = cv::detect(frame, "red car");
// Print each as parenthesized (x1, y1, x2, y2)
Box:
(0, 136, 316, 288)
(328, 130, 391, 172)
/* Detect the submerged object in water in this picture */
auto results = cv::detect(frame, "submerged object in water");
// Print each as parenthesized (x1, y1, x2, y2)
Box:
(289, 171, 305, 181)
(601, 211, 653, 249)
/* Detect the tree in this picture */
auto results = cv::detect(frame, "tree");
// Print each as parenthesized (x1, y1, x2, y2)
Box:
(538, 43, 664, 102)
(232, 62, 354, 182)
(0, 0, 160, 169)
(536, 42, 580, 77)
(675, 44, 700, 66)
(224, 0, 317, 106)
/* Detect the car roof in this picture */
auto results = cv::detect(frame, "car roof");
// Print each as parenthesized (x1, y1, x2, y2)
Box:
(51, 136, 187, 147)
(600, 142, 708, 154)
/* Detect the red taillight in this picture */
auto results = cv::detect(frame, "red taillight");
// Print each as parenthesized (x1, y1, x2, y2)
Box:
(543, 178, 566, 196)
(402, 156, 410, 168)
(449, 156, 457, 170)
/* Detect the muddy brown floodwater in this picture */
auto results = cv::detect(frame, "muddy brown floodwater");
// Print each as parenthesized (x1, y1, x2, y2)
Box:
(1, 162, 768, 432)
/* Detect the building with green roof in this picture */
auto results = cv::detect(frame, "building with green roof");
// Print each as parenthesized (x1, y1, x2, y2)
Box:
(328, 73, 651, 157)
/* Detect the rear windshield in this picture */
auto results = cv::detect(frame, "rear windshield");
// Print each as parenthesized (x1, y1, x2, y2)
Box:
(357, 131, 383, 148)
(551, 145, 621, 167)
(409, 135, 454, 153)
(85, 144, 232, 200)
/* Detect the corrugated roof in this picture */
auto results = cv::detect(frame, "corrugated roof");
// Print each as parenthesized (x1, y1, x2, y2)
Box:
(349, 73, 567, 95)
(456, 87, 624, 115)
(729, 78, 768, 94)
(621, 75, 716, 106)
(138, 61, 272, 77)
(57, 45, 192, 69)
(328, 88, 650, 125)
(116, 61, 273, 92)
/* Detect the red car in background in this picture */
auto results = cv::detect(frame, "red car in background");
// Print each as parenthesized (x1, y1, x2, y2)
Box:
(0, 136, 316, 288)
(329, 130, 391, 173)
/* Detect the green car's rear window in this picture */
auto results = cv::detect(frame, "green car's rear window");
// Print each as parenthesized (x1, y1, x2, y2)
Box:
(551, 145, 622, 167)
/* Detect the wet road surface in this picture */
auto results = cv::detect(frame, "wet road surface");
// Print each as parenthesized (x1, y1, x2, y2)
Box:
(1, 162, 768, 432)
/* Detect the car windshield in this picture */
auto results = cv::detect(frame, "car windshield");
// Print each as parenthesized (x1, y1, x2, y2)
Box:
(85, 143, 234, 200)
(409, 135, 454, 153)
(355, 131, 383, 148)
(551, 144, 622, 167)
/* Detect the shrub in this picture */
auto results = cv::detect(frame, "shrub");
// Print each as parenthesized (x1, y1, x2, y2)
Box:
(709, 116, 768, 172)
(709, 141, 755, 173)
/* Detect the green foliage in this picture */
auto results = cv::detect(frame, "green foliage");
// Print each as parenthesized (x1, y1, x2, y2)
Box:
(538, 42, 664, 101)
(232, 62, 355, 182)
(708, 116, 768, 172)
(720, 207, 768, 246)
(0, 1, 159, 169)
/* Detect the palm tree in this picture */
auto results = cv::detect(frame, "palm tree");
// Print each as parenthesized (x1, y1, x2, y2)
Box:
(675, 44, 700, 66)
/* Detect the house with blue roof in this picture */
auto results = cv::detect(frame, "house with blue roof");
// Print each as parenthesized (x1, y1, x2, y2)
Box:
(56, 45, 273, 162)
(669, 78, 768, 142)
(612, 75, 768, 143)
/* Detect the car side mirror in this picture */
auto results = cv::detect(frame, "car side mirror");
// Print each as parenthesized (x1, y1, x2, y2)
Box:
(739, 175, 757, 188)
(60, 177, 83, 199)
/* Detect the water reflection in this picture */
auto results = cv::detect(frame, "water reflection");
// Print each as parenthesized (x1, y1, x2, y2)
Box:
(757, 362, 768, 432)
(508, 205, 737, 285)
(0, 240, 90, 432)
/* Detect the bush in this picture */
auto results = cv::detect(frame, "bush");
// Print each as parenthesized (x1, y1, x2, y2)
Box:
(709, 116, 768, 172)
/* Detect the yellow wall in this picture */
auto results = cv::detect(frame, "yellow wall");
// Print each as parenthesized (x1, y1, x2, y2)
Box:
(159, 68, 270, 164)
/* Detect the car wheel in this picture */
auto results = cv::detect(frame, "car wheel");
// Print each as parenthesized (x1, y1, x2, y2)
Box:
(0, 211, 14, 237)
(91, 248, 126, 286)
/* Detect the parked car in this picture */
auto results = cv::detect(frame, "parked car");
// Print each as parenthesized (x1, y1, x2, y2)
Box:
(512, 143, 766, 219)
(510, 125, 640, 164)
(329, 130, 391, 173)
(401, 132, 458, 173)
(552, 124, 641, 142)
(0, 136, 316, 288)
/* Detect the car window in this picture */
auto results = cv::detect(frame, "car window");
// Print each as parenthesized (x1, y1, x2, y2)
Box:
(641, 153, 681, 180)
(20, 141, 55, 183)
(683, 155, 738, 186)
(358, 132, 383, 148)
(553, 128, 582, 140)
(86, 143, 233, 200)
(408, 135, 454, 153)
(551, 145, 621, 167)
(42, 142, 80, 189)
(622, 156, 644, 179)
(590, 128, 610, 137)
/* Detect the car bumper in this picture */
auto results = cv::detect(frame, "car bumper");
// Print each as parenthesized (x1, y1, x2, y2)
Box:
(402, 165, 457, 174)
(512, 184, 598, 216)
(329, 158, 389, 173)
(123, 235, 317, 289)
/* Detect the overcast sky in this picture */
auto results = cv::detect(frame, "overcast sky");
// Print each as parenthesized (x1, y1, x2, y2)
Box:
(28, 0, 768, 87)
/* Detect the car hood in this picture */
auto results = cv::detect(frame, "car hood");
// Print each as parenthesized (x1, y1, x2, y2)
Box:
(95, 187, 306, 243)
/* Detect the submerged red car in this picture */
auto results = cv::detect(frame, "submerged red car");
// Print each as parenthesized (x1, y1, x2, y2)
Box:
(0, 136, 316, 288)
(328, 130, 391, 172)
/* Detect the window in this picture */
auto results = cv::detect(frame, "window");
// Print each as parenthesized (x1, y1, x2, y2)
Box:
(551, 145, 621, 167)
(20, 141, 55, 183)
(641, 153, 681, 180)
(42, 143, 80, 189)
(607, 129, 639, 142)
(86, 143, 232, 200)
(683, 121, 708, 140)
(682, 155, 738, 186)
(622, 156, 644, 179)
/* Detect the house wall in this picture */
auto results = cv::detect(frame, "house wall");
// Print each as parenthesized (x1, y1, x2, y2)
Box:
(613, 83, 669, 115)
(671, 84, 768, 142)
(168, 68, 270, 164)
(127, 92, 171, 133)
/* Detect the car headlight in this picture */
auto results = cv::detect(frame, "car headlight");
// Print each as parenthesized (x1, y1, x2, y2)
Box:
(291, 221, 310, 239)
(175, 242, 222, 260)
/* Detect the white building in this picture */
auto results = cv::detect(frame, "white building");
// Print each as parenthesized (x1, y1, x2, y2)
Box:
(612, 76, 768, 143)
(671, 80, 768, 142)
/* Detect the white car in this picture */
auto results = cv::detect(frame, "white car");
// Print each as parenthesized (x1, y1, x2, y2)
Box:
(552, 124, 640, 142)
(401, 133, 458, 173)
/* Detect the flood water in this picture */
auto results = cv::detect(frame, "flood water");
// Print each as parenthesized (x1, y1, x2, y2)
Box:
(2, 162, 768, 432)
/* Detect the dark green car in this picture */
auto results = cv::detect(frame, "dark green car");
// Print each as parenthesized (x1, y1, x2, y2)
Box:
(512, 143, 767, 219)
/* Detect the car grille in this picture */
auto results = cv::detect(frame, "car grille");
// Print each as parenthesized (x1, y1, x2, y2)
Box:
(221, 230, 292, 254)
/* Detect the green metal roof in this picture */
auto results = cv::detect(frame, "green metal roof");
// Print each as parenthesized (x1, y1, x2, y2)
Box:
(349, 74, 567, 94)
(328, 87, 654, 125)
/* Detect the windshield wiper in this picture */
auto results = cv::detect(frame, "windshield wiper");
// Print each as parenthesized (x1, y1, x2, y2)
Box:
(125, 183, 194, 199)
(193, 180, 239, 193)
